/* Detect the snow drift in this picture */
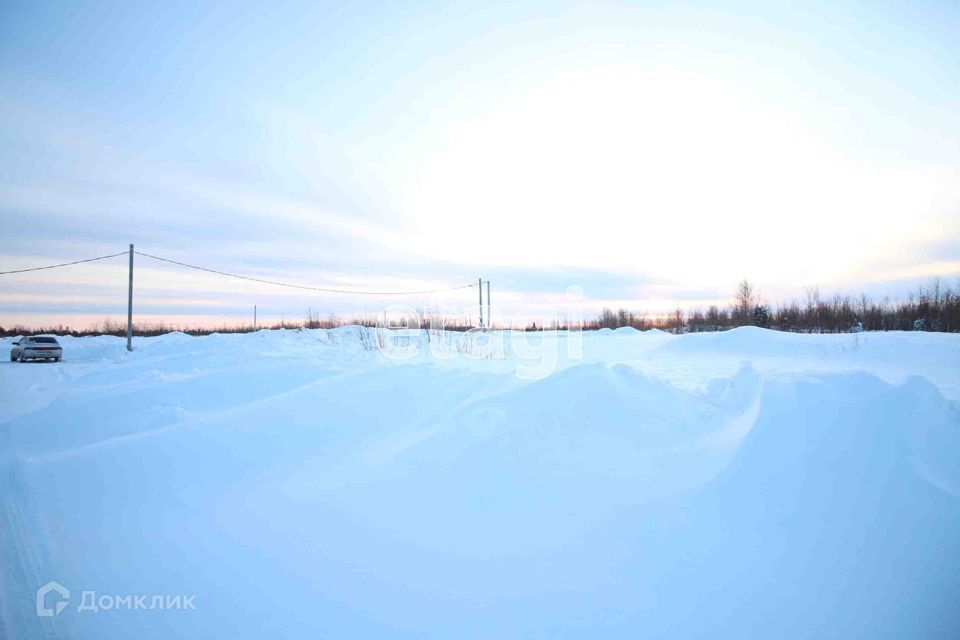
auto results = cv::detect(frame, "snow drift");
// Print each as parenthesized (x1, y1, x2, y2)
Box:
(1, 328, 958, 639)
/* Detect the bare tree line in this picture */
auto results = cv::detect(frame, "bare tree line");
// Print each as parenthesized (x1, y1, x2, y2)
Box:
(3, 278, 959, 337)
(0, 307, 479, 338)
(584, 278, 960, 333)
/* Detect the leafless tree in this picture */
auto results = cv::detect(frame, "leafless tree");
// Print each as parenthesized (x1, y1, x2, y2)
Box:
(735, 280, 755, 325)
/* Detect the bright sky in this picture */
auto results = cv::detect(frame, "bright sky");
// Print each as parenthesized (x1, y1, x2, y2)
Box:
(1, 1, 958, 328)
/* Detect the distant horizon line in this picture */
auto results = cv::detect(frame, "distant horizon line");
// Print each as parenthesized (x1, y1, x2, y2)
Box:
(2, 274, 958, 335)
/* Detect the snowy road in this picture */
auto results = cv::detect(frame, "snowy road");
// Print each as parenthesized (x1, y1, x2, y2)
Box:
(2, 327, 959, 639)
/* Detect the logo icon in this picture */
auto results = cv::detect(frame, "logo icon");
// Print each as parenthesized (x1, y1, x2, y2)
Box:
(36, 581, 70, 617)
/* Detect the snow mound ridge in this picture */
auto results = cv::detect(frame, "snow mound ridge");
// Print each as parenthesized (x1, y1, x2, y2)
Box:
(654, 325, 813, 357)
(652, 371, 960, 638)
(327, 363, 765, 532)
(715, 371, 960, 505)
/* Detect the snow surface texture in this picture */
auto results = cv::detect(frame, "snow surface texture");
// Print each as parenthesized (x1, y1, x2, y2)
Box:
(1, 327, 958, 639)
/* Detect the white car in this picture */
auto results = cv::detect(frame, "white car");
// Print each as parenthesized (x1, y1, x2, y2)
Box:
(10, 336, 63, 362)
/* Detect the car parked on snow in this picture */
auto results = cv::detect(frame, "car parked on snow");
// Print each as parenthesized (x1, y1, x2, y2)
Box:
(10, 336, 63, 362)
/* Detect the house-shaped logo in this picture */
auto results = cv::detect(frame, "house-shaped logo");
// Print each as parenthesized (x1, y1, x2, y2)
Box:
(36, 581, 70, 617)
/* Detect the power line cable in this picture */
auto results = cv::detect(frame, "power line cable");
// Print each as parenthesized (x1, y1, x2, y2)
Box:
(0, 251, 128, 275)
(134, 250, 477, 295)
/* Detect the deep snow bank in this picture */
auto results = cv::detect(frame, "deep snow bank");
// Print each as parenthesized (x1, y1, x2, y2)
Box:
(1, 328, 958, 639)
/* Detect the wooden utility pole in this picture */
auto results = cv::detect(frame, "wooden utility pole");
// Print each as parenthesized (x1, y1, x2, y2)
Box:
(486, 280, 491, 330)
(126, 244, 133, 352)
(254, 305, 257, 329)
(478, 277, 484, 328)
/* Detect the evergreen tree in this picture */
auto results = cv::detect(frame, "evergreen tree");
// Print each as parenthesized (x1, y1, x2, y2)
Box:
(753, 304, 769, 328)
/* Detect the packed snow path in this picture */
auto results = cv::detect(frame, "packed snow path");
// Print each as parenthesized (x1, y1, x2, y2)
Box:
(2, 327, 959, 639)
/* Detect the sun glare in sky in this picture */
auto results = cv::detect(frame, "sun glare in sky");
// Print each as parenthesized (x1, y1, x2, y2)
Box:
(0, 1, 958, 327)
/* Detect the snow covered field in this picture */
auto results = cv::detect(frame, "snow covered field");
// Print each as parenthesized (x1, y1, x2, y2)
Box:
(2, 327, 959, 639)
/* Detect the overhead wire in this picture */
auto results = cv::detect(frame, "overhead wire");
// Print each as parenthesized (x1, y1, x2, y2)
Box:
(133, 250, 477, 295)
(0, 251, 129, 275)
